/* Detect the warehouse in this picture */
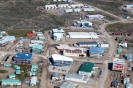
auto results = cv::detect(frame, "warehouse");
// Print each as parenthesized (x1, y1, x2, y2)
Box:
(56, 44, 87, 57)
(65, 9, 73, 13)
(73, 20, 92, 27)
(82, 6, 94, 12)
(30, 76, 37, 86)
(30, 40, 43, 45)
(85, 14, 104, 20)
(65, 73, 89, 83)
(56, 81, 75, 88)
(73, 8, 81, 12)
(50, 54, 73, 66)
(78, 62, 95, 76)
(70, 4, 84, 8)
(32, 44, 43, 54)
(76, 41, 98, 47)
(58, 4, 69, 8)
(1, 79, 21, 86)
(112, 58, 125, 72)
(97, 41, 109, 48)
(45, 4, 57, 9)
(66, 32, 98, 39)
(89, 47, 104, 58)
(12, 52, 32, 64)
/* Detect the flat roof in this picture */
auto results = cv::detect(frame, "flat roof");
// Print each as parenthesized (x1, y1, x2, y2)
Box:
(14, 52, 32, 59)
(60, 81, 75, 88)
(77, 41, 97, 45)
(79, 62, 94, 72)
(52, 54, 73, 61)
(2, 79, 21, 83)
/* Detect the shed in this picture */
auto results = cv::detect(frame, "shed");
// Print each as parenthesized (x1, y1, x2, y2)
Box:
(31, 68, 37, 72)
(4, 62, 12, 67)
(29, 71, 37, 76)
(124, 54, 132, 60)
(126, 83, 133, 88)
(32, 64, 38, 69)
(15, 70, 21, 74)
(30, 76, 37, 86)
(14, 65, 20, 70)
(117, 48, 122, 54)
(1, 79, 21, 86)
(8, 74, 16, 79)
(124, 78, 130, 85)
(78, 62, 95, 76)
(111, 80, 118, 87)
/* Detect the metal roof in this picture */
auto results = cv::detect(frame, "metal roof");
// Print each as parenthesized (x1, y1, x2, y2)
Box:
(2, 79, 21, 83)
(14, 52, 32, 59)
(4, 62, 12, 67)
(126, 83, 133, 88)
(8, 74, 15, 78)
(52, 28, 65, 33)
(79, 62, 94, 72)
(15, 70, 21, 74)
(52, 72, 58, 77)
(0, 35, 15, 44)
(60, 81, 75, 88)
(77, 41, 97, 45)
(14, 65, 20, 70)
(90, 47, 104, 53)
(32, 44, 43, 50)
(125, 54, 132, 60)
(32, 64, 38, 68)
(65, 73, 83, 79)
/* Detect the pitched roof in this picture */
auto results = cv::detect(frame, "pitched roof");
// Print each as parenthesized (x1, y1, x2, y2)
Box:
(79, 62, 94, 72)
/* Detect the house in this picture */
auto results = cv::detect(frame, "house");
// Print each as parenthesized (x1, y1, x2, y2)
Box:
(124, 54, 132, 61)
(117, 48, 122, 54)
(58, 4, 69, 8)
(52, 72, 59, 80)
(64, 9, 73, 13)
(4, 62, 12, 67)
(85, 14, 104, 20)
(30, 40, 43, 45)
(31, 68, 37, 72)
(65, 73, 89, 83)
(76, 41, 98, 47)
(45, 4, 57, 9)
(12, 52, 32, 64)
(29, 71, 37, 76)
(38, 36, 45, 40)
(82, 6, 94, 12)
(50, 54, 73, 66)
(112, 58, 125, 72)
(124, 78, 130, 85)
(126, 83, 133, 88)
(73, 20, 92, 27)
(78, 62, 95, 76)
(70, 4, 84, 8)
(66, 32, 98, 39)
(32, 64, 38, 69)
(111, 80, 118, 88)
(118, 42, 127, 48)
(32, 44, 43, 54)
(8, 74, 16, 79)
(30, 76, 37, 86)
(122, 4, 133, 14)
(13, 65, 20, 70)
(73, 8, 81, 12)
(15, 70, 21, 74)
(55, 81, 75, 88)
(56, 44, 87, 57)
(26, 31, 35, 37)
(1, 79, 21, 86)
(89, 47, 104, 58)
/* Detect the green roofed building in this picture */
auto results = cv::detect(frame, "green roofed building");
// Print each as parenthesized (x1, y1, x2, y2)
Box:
(78, 62, 95, 77)
(15, 70, 21, 74)
(2, 79, 21, 86)
(29, 71, 37, 76)
(8, 74, 16, 79)
(32, 64, 38, 69)
(31, 68, 37, 72)
(14, 65, 20, 70)
(4, 62, 12, 67)
(32, 44, 43, 54)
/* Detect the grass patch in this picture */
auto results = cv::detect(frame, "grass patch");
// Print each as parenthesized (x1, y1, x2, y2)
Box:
(106, 22, 133, 32)
(0, 69, 8, 73)
(12, 64, 31, 81)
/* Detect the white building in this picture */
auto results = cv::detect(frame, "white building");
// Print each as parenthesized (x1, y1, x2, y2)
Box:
(112, 58, 125, 72)
(83, 6, 95, 12)
(70, 4, 84, 8)
(30, 40, 43, 45)
(2, 79, 21, 86)
(30, 76, 37, 86)
(122, 4, 133, 11)
(73, 20, 92, 27)
(65, 9, 73, 13)
(73, 8, 81, 12)
(58, 81, 75, 88)
(118, 42, 127, 48)
(76, 41, 98, 47)
(65, 73, 89, 83)
(58, 4, 69, 8)
(38, 36, 45, 40)
(56, 44, 87, 57)
(45, 4, 57, 9)
(85, 14, 104, 20)
(97, 41, 109, 48)
(66, 32, 98, 39)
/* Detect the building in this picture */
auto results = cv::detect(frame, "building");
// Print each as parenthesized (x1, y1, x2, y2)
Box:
(53, 0, 71, 2)
(32, 44, 43, 54)
(52, 72, 59, 80)
(70, 4, 84, 8)
(97, 41, 109, 48)
(56, 44, 87, 57)
(15, 70, 21, 74)
(4, 62, 12, 67)
(1, 79, 21, 86)
(78, 62, 95, 76)
(66, 32, 98, 39)
(45, 4, 57, 9)
(111, 80, 118, 88)
(13, 65, 20, 70)
(30, 76, 37, 86)
(118, 42, 127, 48)
(73, 20, 92, 27)
(0, 35, 15, 46)
(82, 6, 95, 12)
(124, 54, 132, 61)
(73, 8, 81, 12)
(117, 48, 122, 54)
(31, 68, 37, 72)
(8, 74, 16, 79)
(112, 58, 125, 72)
(126, 83, 133, 88)
(122, 4, 133, 14)
(50, 54, 73, 66)
(26, 31, 35, 37)
(124, 78, 130, 85)
(30, 40, 43, 45)
(36, 31, 43, 37)
(65, 73, 89, 83)
(64, 9, 73, 13)
(29, 71, 37, 76)
(89, 47, 104, 58)
(32, 64, 38, 69)
(38, 36, 45, 40)
(85, 14, 104, 20)
(56, 81, 75, 88)
(12, 52, 32, 64)
(58, 4, 69, 8)
(76, 41, 98, 47)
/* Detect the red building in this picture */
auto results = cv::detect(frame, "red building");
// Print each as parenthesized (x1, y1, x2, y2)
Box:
(26, 32, 35, 37)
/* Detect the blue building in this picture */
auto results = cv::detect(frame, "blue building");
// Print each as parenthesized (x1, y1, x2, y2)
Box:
(50, 54, 73, 66)
(12, 52, 32, 64)
(89, 47, 104, 58)
(124, 54, 132, 61)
